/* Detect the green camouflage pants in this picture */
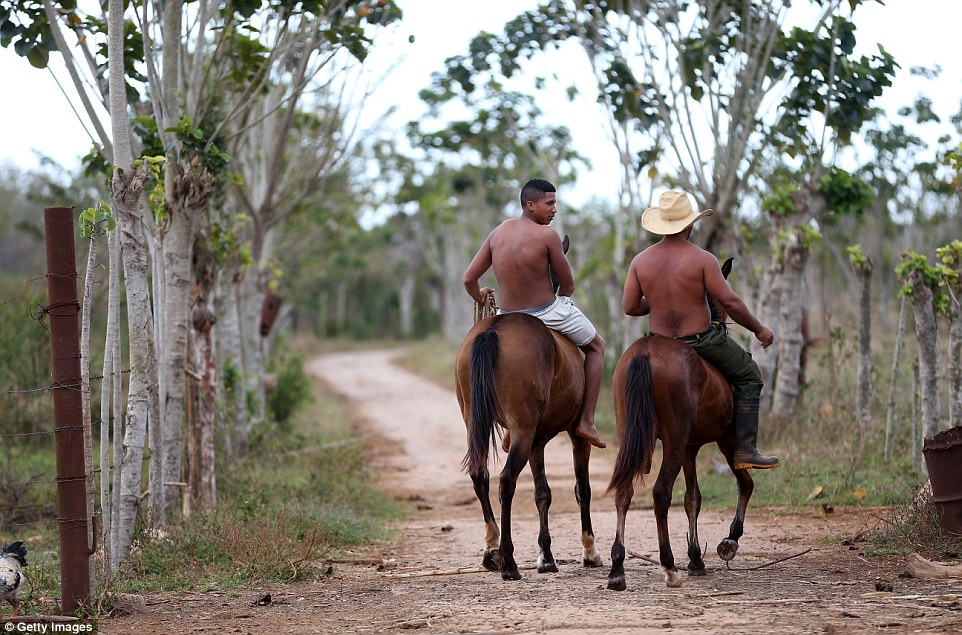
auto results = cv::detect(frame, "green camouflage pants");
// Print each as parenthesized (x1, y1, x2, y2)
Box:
(676, 322, 763, 400)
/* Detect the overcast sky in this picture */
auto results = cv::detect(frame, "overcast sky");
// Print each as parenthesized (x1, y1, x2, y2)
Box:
(0, 0, 958, 207)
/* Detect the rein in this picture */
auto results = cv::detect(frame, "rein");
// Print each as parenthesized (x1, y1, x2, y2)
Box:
(473, 297, 498, 325)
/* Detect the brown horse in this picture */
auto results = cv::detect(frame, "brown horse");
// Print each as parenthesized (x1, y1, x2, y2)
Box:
(456, 312, 603, 580)
(606, 258, 756, 590)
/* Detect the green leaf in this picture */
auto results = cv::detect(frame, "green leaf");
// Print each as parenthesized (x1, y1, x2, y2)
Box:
(26, 44, 48, 69)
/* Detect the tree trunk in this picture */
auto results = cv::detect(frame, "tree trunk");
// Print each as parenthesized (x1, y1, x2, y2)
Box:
(239, 270, 266, 441)
(884, 296, 907, 461)
(100, 229, 123, 573)
(188, 256, 218, 513)
(751, 248, 783, 413)
(905, 271, 941, 441)
(160, 158, 213, 517)
(79, 230, 97, 590)
(108, 0, 159, 565)
(853, 257, 873, 432)
(440, 228, 473, 342)
(398, 271, 415, 338)
(949, 286, 962, 430)
(149, 226, 166, 527)
(771, 229, 808, 416)
(912, 358, 921, 473)
(159, 211, 193, 516)
(214, 270, 245, 453)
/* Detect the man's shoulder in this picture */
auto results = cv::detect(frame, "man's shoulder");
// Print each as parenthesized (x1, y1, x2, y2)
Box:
(491, 219, 557, 248)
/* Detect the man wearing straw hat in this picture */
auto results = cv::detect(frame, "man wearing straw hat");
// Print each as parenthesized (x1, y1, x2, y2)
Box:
(621, 191, 779, 469)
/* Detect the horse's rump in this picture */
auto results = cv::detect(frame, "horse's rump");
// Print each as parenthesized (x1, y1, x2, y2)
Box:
(609, 336, 731, 493)
(456, 313, 582, 475)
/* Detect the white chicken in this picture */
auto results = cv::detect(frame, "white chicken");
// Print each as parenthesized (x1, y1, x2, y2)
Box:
(0, 541, 26, 617)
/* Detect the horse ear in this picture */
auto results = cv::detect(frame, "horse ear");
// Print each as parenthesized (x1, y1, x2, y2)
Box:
(562, 234, 570, 254)
(721, 257, 733, 280)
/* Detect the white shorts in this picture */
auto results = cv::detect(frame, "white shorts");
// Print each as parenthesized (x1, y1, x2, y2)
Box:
(499, 296, 597, 347)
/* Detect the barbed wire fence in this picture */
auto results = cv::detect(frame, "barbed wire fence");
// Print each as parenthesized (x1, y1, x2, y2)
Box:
(0, 207, 112, 614)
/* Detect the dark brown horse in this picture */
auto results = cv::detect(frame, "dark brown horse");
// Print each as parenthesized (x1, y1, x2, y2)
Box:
(456, 312, 603, 580)
(606, 258, 756, 590)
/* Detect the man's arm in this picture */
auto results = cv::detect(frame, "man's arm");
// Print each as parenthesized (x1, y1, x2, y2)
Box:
(463, 235, 495, 305)
(546, 229, 574, 296)
(703, 260, 773, 347)
(622, 257, 651, 316)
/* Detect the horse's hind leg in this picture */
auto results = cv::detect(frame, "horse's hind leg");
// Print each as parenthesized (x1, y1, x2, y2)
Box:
(653, 448, 685, 587)
(528, 440, 558, 574)
(682, 446, 706, 576)
(470, 471, 501, 571)
(568, 432, 602, 567)
(717, 450, 755, 562)
(606, 481, 633, 591)
(498, 437, 532, 581)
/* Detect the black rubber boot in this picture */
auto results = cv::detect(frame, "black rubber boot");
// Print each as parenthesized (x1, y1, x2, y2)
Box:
(732, 398, 779, 470)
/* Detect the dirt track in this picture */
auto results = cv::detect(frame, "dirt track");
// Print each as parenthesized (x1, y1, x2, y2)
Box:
(100, 348, 962, 634)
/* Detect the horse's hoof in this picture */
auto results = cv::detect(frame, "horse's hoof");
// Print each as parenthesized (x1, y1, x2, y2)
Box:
(687, 563, 707, 576)
(538, 561, 559, 574)
(607, 575, 626, 591)
(664, 568, 685, 588)
(482, 550, 501, 572)
(501, 568, 522, 581)
(717, 539, 738, 562)
(584, 554, 603, 568)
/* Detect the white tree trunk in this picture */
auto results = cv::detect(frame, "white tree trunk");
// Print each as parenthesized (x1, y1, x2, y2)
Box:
(905, 271, 941, 440)
(752, 252, 783, 413)
(160, 200, 196, 514)
(148, 227, 165, 527)
(108, 0, 159, 566)
(111, 173, 155, 564)
(214, 271, 245, 452)
(854, 257, 873, 431)
(398, 271, 415, 338)
(79, 230, 97, 589)
(101, 226, 121, 573)
(771, 229, 808, 416)
(440, 228, 473, 342)
(239, 270, 266, 441)
(948, 287, 962, 430)
(884, 296, 907, 461)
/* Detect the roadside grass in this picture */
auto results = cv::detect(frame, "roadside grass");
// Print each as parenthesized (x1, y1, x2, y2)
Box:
(866, 486, 962, 560)
(2, 335, 404, 613)
(110, 360, 401, 597)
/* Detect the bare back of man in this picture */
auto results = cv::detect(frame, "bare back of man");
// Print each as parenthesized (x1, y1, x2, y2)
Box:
(627, 239, 715, 337)
(489, 218, 572, 311)
(624, 230, 771, 342)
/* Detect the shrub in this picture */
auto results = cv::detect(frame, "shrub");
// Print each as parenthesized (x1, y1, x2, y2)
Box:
(266, 351, 312, 429)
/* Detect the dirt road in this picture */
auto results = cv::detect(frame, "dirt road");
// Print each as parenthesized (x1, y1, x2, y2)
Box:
(101, 348, 962, 634)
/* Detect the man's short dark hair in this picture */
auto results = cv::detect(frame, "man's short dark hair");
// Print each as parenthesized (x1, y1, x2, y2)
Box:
(520, 178, 556, 207)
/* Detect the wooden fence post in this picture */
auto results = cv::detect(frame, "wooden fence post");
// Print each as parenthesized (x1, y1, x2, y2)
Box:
(44, 206, 92, 615)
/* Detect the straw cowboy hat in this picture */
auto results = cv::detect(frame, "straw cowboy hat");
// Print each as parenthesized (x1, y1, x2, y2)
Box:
(641, 191, 714, 235)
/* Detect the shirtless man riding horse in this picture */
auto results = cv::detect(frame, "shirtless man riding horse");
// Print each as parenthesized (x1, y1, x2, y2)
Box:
(622, 190, 779, 470)
(463, 178, 607, 449)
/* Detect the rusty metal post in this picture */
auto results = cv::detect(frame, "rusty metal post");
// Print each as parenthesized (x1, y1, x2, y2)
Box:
(44, 207, 92, 615)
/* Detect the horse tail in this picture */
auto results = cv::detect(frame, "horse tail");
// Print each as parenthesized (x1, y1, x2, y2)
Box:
(607, 352, 657, 495)
(461, 324, 502, 476)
